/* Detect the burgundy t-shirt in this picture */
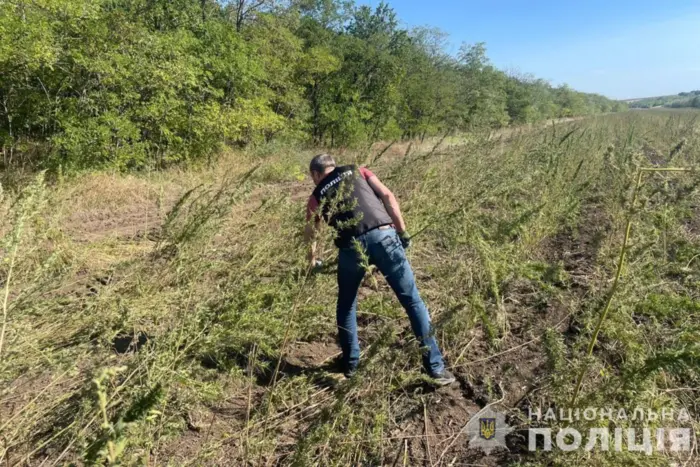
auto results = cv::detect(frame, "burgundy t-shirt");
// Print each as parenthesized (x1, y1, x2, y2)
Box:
(306, 166, 376, 221)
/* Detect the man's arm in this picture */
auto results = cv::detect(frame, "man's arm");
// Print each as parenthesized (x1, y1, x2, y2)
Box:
(304, 196, 322, 268)
(366, 175, 407, 233)
(304, 219, 321, 267)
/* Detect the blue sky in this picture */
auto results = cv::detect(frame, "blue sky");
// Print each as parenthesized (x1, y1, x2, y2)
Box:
(357, 0, 700, 99)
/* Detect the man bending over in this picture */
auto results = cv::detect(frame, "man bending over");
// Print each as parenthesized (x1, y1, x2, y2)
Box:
(304, 153, 455, 386)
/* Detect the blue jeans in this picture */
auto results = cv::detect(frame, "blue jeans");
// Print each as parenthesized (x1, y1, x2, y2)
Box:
(336, 227, 445, 375)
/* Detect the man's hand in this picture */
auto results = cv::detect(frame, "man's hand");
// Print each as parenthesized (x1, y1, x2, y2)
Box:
(307, 252, 323, 273)
(398, 231, 411, 249)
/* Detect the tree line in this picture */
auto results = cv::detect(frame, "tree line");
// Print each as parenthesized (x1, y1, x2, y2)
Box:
(628, 90, 700, 109)
(0, 0, 626, 172)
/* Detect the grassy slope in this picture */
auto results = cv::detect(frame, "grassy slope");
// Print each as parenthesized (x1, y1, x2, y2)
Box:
(1, 112, 699, 465)
(626, 93, 699, 108)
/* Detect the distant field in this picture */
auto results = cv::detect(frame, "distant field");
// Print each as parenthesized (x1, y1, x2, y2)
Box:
(626, 91, 700, 109)
(638, 107, 700, 113)
(1, 111, 699, 465)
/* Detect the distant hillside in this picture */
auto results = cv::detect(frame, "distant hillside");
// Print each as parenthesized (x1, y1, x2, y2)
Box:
(627, 90, 700, 109)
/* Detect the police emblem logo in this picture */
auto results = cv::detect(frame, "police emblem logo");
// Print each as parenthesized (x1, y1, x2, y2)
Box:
(479, 418, 496, 440)
(465, 407, 513, 455)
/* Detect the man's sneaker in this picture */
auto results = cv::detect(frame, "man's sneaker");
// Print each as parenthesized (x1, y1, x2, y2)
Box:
(430, 370, 456, 386)
(344, 367, 357, 379)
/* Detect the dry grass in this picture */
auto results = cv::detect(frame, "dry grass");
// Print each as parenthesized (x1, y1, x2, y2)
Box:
(1, 111, 699, 465)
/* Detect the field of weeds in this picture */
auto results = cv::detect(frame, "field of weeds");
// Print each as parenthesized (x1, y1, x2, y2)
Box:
(1, 111, 699, 465)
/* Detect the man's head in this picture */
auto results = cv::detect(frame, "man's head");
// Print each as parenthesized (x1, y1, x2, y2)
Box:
(309, 153, 336, 185)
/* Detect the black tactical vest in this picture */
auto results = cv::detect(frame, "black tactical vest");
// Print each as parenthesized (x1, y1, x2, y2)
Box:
(312, 165, 393, 248)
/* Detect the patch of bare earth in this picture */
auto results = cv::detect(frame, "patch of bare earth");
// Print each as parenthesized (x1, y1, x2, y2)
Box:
(156, 384, 265, 465)
(541, 204, 611, 293)
(391, 384, 500, 466)
(283, 341, 340, 371)
(156, 341, 340, 464)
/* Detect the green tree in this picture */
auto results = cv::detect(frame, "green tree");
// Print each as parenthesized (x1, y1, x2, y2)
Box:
(0, 0, 626, 172)
(457, 43, 509, 128)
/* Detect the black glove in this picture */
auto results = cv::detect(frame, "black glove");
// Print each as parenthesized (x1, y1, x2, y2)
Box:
(398, 231, 411, 249)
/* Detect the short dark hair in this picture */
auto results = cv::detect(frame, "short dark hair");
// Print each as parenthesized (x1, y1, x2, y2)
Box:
(309, 153, 336, 174)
